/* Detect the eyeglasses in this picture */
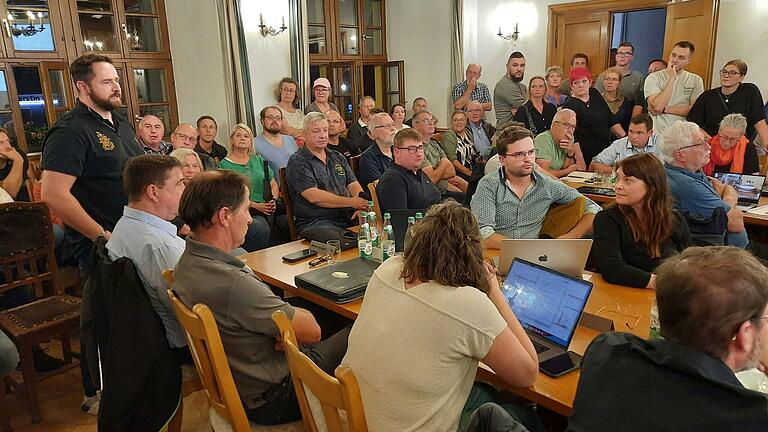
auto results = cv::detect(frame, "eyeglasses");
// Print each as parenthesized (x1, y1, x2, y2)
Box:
(174, 133, 197, 143)
(719, 69, 742, 77)
(264, 115, 283, 121)
(416, 119, 437, 125)
(281, 87, 296, 93)
(396, 144, 425, 154)
(500, 148, 538, 160)
(466, 108, 483, 113)
(719, 135, 742, 142)
(615, 51, 634, 57)
(374, 123, 396, 129)
(308, 255, 331, 267)
(676, 138, 708, 151)
(314, 87, 330, 93)
(553, 120, 576, 131)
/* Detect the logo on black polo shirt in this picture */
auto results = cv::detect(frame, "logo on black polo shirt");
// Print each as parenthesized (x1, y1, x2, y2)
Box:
(334, 164, 346, 176)
(96, 131, 115, 151)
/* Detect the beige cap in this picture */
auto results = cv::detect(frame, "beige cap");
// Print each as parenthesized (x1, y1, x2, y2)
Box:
(313, 77, 331, 89)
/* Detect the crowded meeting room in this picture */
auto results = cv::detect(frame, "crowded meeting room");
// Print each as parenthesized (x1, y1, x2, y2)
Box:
(3, 0, 768, 431)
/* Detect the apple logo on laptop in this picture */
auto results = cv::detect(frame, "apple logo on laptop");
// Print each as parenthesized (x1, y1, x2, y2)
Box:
(538, 255, 548, 262)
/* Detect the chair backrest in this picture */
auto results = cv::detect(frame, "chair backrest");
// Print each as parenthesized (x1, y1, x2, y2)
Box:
(272, 311, 368, 432)
(348, 154, 361, 178)
(164, 269, 252, 432)
(367, 180, 381, 222)
(0, 202, 59, 298)
(430, 132, 444, 143)
(279, 167, 298, 241)
(759, 154, 768, 176)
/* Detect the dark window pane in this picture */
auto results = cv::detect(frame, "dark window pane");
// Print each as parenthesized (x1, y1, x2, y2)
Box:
(76, 0, 112, 12)
(364, 0, 381, 27)
(133, 69, 168, 104)
(338, 0, 357, 26)
(339, 27, 358, 55)
(6, 0, 48, 7)
(48, 69, 69, 109)
(125, 16, 161, 52)
(308, 26, 326, 55)
(307, 0, 325, 24)
(364, 29, 383, 56)
(0, 72, 11, 110)
(6, 9, 55, 51)
(123, 0, 156, 14)
(139, 105, 170, 132)
(13, 67, 49, 153)
(79, 13, 119, 52)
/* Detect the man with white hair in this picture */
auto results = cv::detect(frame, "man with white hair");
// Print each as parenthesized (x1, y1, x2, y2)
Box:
(534, 108, 586, 178)
(452, 63, 492, 112)
(137, 115, 172, 155)
(357, 112, 397, 188)
(662, 120, 748, 248)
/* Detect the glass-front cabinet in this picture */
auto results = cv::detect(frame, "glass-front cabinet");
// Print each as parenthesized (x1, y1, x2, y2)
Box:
(0, 0, 68, 59)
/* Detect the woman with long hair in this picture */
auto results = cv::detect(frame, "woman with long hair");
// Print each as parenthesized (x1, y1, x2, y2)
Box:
(274, 77, 305, 139)
(342, 201, 542, 431)
(592, 153, 692, 288)
(513, 75, 557, 136)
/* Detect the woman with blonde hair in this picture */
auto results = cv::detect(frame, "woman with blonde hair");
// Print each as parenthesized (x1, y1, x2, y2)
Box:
(544, 66, 567, 107)
(170, 148, 203, 185)
(343, 201, 542, 431)
(513, 75, 557, 136)
(219, 123, 279, 251)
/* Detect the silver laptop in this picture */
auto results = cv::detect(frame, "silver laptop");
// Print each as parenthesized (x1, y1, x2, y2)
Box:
(502, 258, 593, 362)
(712, 172, 765, 211)
(497, 239, 593, 277)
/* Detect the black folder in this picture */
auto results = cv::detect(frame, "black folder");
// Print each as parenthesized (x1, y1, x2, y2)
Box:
(294, 258, 380, 303)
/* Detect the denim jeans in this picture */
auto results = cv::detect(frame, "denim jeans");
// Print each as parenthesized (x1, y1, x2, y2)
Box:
(242, 215, 271, 252)
(0, 330, 19, 376)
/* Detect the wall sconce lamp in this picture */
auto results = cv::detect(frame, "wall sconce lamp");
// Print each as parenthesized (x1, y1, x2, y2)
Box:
(497, 23, 519, 42)
(258, 13, 287, 37)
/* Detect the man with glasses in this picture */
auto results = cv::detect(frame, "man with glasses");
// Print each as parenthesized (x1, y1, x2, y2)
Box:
(471, 125, 600, 249)
(688, 59, 768, 150)
(466, 100, 495, 158)
(254, 106, 299, 175)
(595, 42, 645, 107)
(568, 246, 768, 432)
(358, 112, 397, 188)
(645, 41, 704, 134)
(171, 123, 217, 170)
(534, 108, 586, 178)
(376, 128, 441, 214)
(452, 63, 492, 112)
(662, 120, 748, 248)
(412, 110, 467, 198)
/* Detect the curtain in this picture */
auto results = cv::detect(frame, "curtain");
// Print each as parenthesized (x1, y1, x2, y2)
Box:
(450, 0, 464, 117)
(289, 0, 310, 108)
(216, 0, 256, 128)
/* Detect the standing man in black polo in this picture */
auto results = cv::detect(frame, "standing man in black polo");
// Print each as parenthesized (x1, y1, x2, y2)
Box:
(40, 53, 143, 413)
(285, 112, 368, 235)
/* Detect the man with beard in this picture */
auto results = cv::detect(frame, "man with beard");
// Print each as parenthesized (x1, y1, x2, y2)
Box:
(253, 106, 299, 175)
(41, 53, 143, 413)
(567, 246, 768, 432)
(137, 114, 172, 155)
(494, 51, 528, 127)
(357, 112, 397, 188)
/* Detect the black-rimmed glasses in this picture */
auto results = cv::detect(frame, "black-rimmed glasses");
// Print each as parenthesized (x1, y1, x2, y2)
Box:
(395, 145, 425, 154)
(500, 148, 538, 160)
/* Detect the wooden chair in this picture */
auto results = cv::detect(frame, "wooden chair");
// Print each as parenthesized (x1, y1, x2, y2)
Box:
(367, 180, 382, 222)
(272, 310, 368, 432)
(431, 132, 445, 143)
(0, 202, 81, 424)
(348, 154, 361, 178)
(165, 272, 302, 432)
(278, 167, 298, 241)
(759, 154, 768, 176)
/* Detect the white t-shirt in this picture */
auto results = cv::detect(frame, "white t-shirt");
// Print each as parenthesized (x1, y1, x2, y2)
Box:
(0, 186, 12, 203)
(644, 69, 704, 134)
(341, 256, 507, 432)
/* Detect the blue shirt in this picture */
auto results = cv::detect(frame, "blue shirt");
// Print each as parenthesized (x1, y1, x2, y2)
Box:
(253, 135, 299, 176)
(471, 168, 601, 239)
(106, 206, 187, 348)
(469, 121, 492, 158)
(591, 134, 663, 167)
(664, 163, 748, 248)
(357, 142, 393, 189)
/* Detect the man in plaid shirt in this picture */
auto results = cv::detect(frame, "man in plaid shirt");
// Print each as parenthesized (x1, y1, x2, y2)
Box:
(452, 63, 492, 112)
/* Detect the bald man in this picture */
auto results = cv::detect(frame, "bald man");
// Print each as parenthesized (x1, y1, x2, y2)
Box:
(171, 123, 217, 169)
(138, 115, 172, 155)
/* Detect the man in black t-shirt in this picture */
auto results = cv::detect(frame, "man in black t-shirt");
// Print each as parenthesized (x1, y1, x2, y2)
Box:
(0, 128, 29, 201)
(195, 115, 228, 164)
(41, 53, 143, 413)
(326, 109, 359, 157)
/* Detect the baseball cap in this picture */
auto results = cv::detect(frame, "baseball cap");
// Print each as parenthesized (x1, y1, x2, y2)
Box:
(313, 77, 331, 89)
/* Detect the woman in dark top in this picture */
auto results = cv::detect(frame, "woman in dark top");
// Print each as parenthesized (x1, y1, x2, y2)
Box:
(593, 153, 692, 288)
(562, 67, 626, 166)
(600, 68, 634, 135)
(704, 113, 760, 175)
(513, 76, 557, 136)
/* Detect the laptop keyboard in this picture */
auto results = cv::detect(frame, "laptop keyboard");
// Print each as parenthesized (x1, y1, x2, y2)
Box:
(532, 339, 550, 354)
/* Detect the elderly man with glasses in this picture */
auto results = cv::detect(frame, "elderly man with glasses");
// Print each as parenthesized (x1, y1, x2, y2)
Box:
(357, 112, 398, 188)
(376, 128, 442, 214)
(170, 123, 217, 170)
(662, 120, 748, 248)
(534, 108, 586, 178)
(471, 125, 600, 250)
(412, 109, 467, 199)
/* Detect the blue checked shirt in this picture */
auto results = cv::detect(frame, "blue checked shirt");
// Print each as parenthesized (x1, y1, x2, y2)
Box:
(451, 80, 492, 105)
(471, 168, 601, 239)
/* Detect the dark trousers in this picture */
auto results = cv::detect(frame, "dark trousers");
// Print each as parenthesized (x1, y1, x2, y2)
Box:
(244, 325, 351, 425)
(463, 403, 530, 432)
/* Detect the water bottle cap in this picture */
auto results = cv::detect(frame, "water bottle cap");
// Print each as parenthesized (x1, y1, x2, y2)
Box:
(368, 201, 374, 206)
(415, 212, 423, 218)
(407, 216, 415, 222)
(384, 212, 390, 218)
(361, 211, 367, 217)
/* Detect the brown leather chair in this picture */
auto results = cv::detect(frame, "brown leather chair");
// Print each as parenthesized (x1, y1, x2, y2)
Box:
(279, 167, 298, 241)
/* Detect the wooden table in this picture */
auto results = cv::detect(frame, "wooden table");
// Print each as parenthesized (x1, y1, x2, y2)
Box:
(242, 240, 655, 416)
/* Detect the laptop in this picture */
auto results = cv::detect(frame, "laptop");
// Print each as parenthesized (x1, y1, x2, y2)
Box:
(497, 239, 593, 277)
(294, 258, 380, 303)
(502, 258, 593, 362)
(712, 172, 766, 210)
(386, 208, 428, 252)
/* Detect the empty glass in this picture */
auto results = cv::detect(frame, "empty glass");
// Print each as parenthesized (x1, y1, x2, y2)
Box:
(326, 240, 341, 266)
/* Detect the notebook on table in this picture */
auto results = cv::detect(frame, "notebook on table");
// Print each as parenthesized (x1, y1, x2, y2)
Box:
(712, 172, 765, 211)
(497, 238, 593, 277)
(502, 258, 593, 363)
(294, 258, 380, 303)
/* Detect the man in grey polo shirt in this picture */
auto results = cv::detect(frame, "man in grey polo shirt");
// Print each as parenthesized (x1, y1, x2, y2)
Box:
(595, 42, 645, 106)
(494, 51, 528, 127)
(173, 170, 349, 425)
(591, 113, 662, 173)
(286, 112, 368, 234)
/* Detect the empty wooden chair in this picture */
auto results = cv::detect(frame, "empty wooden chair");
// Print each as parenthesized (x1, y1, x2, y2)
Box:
(366, 180, 382, 222)
(272, 310, 368, 432)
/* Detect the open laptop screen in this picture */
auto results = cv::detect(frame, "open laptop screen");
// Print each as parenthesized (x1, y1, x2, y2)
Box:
(502, 258, 593, 348)
(712, 172, 765, 203)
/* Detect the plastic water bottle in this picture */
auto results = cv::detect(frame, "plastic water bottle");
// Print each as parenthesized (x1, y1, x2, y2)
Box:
(403, 216, 416, 250)
(358, 222, 372, 260)
(380, 213, 395, 260)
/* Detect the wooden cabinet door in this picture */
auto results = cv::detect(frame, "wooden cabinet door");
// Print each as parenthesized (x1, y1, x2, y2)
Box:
(549, 10, 610, 81)
(663, 0, 719, 87)
(0, 0, 69, 59)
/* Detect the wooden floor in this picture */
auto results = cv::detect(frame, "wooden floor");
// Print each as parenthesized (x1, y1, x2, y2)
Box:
(4, 342, 211, 432)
